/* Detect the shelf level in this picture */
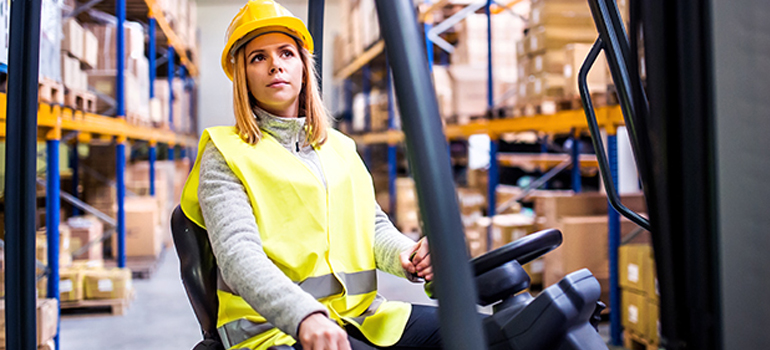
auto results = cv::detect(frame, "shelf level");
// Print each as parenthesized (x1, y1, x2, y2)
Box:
(0, 93, 197, 146)
(349, 105, 625, 145)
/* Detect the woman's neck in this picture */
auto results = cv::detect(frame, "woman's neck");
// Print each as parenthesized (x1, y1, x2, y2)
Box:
(258, 100, 300, 118)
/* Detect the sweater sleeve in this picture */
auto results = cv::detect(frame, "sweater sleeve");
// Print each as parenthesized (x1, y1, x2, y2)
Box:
(198, 141, 327, 339)
(373, 202, 419, 280)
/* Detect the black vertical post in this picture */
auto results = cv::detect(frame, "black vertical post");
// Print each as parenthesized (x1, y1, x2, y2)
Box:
(5, 0, 43, 349)
(307, 0, 324, 92)
(374, 1, 487, 349)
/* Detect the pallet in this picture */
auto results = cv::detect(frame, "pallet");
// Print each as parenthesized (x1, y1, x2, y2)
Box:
(38, 79, 64, 105)
(60, 290, 135, 317)
(64, 88, 97, 113)
(623, 330, 659, 350)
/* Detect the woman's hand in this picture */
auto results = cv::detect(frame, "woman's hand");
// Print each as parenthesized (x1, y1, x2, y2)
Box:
(400, 237, 433, 281)
(298, 313, 351, 350)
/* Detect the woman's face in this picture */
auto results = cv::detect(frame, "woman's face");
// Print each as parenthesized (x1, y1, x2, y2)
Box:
(244, 33, 304, 117)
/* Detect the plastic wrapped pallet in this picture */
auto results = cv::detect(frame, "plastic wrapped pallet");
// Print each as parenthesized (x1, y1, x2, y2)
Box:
(59, 268, 85, 302)
(0, 0, 8, 66)
(39, 0, 63, 82)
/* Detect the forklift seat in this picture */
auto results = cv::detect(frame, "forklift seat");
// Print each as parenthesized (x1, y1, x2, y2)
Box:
(171, 205, 224, 348)
(171, 205, 295, 350)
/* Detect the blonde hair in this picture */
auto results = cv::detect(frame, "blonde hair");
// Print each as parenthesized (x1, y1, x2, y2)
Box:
(232, 37, 329, 146)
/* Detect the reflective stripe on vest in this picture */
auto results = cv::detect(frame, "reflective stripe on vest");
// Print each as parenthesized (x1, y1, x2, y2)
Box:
(299, 270, 377, 299)
(220, 270, 377, 300)
(218, 294, 388, 348)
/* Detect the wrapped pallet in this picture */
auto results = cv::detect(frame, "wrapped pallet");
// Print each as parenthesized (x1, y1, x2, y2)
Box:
(83, 268, 132, 300)
(0, 0, 7, 65)
(39, 0, 62, 83)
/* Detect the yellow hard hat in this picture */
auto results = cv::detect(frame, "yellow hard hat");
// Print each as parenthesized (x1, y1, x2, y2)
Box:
(221, 0, 314, 81)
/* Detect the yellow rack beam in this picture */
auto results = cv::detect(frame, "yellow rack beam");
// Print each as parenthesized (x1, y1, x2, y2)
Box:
(350, 105, 625, 145)
(0, 93, 197, 146)
(146, 0, 198, 76)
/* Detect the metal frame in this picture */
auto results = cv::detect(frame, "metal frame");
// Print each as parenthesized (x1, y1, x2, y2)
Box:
(5, 0, 44, 348)
(375, 1, 487, 349)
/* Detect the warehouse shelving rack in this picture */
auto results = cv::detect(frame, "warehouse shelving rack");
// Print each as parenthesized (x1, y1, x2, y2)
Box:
(334, 0, 630, 341)
(4, 0, 199, 348)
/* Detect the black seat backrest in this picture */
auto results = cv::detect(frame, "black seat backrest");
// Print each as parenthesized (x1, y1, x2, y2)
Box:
(171, 205, 221, 342)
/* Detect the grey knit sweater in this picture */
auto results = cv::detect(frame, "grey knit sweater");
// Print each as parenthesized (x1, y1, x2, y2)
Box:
(197, 107, 417, 340)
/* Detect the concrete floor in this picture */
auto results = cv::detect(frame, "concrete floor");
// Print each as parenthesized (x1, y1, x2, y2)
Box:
(59, 251, 623, 349)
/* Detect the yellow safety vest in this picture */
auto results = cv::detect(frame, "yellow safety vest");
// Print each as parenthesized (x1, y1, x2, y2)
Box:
(181, 126, 411, 350)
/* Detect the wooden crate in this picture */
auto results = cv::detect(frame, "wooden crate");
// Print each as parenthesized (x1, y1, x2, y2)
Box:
(64, 88, 96, 113)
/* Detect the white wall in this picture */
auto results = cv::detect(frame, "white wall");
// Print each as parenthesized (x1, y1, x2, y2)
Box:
(196, 0, 342, 134)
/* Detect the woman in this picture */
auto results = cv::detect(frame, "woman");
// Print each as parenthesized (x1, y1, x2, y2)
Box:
(180, 1, 441, 349)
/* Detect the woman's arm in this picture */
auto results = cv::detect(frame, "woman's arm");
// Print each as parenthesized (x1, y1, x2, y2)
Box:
(198, 141, 327, 339)
(373, 203, 421, 281)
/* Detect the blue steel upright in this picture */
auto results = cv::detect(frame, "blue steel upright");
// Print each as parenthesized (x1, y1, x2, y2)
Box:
(168, 46, 175, 131)
(116, 0, 126, 118)
(117, 140, 127, 268)
(362, 64, 372, 169)
(386, 63, 397, 219)
(169, 145, 175, 161)
(424, 22, 433, 72)
(485, 0, 498, 251)
(607, 133, 622, 345)
(149, 17, 156, 98)
(571, 134, 582, 192)
(46, 139, 61, 350)
(116, 0, 127, 270)
(149, 142, 157, 196)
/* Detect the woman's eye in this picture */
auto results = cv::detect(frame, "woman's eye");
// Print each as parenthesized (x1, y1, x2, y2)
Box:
(251, 54, 265, 63)
(282, 50, 294, 58)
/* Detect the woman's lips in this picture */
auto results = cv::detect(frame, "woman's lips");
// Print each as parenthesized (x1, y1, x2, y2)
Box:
(268, 81, 289, 87)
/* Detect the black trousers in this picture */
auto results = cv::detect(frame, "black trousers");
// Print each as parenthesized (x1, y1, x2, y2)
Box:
(291, 305, 442, 350)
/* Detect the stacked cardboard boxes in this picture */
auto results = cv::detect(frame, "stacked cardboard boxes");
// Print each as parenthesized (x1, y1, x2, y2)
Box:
(532, 191, 647, 304)
(515, 0, 627, 115)
(59, 261, 132, 303)
(67, 216, 104, 261)
(620, 244, 659, 345)
(110, 196, 164, 259)
(335, 0, 382, 73)
(395, 177, 420, 239)
(457, 188, 486, 257)
(85, 22, 150, 122)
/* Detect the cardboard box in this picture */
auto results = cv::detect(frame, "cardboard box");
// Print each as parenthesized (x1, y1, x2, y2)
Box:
(0, 299, 59, 347)
(60, 268, 85, 302)
(647, 297, 660, 344)
(543, 215, 641, 288)
(37, 298, 59, 344)
(533, 191, 647, 230)
(83, 268, 132, 300)
(564, 43, 610, 97)
(83, 27, 99, 68)
(619, 244, 658, 299)
(67, 216, 104, 261)
(530, 1, 594, 27)
(465, 223, 488, 258)
(111, 196, 162, 258)
(527, 73, 566, 99)
(526, 24, 598, 55)
(38, 339, 56, 350)
(622, 288, 647, 337)
(62, 19, 84, 61)
(449, 64, 517, 119)
(491, 214, 535, 249)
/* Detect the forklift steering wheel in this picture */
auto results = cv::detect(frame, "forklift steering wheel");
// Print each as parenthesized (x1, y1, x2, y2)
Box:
(471, 228, 563, 276)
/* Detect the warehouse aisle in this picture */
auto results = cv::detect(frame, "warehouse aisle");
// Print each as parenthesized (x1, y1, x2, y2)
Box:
(59, 251, 201, 350)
